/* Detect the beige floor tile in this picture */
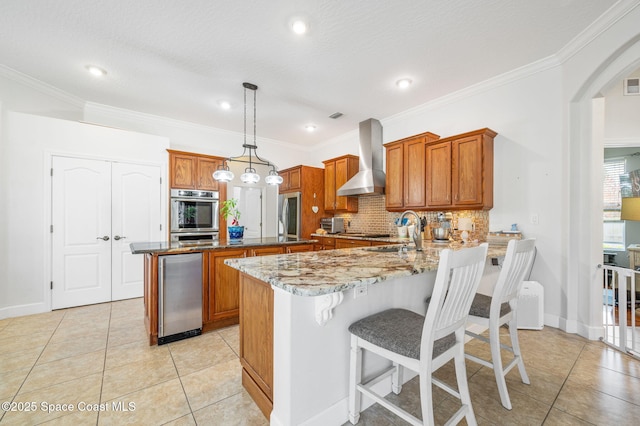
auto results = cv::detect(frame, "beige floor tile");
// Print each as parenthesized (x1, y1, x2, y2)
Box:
(542, 407, 594, 425)
(38, 333, 107, 364)
(98, 378, 190, 425)
(62, 303, 112, 320)
(193, 390, 269, 426)
(169, 332, 238, 376)
(0, 346, 42, 375)
(569, 357, 640, 406)
(2, 372, 102, 425)
(473, 363, 564, 406)
(579, 341, 640, 378)
(101, 349, 178, 401)
(107, 319, 148, 348)
(218, 324, 240, 356)
(49, 322, 109, 345)
(37, 409, 99, 425)
(0, 331, 52, 356)
(109, 298, 143, 321)
(20, 350, 105, 393)
(554, 379, 640, 425)
(162, 413, 197, 425)
(467, 372, 551, 425)
(0, 368, 29, 401)
(104, 339, 171, 370)
(181, 358, 242, 411)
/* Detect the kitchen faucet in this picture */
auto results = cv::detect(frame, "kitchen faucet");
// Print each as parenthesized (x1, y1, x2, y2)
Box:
(399, 210, 423, 251)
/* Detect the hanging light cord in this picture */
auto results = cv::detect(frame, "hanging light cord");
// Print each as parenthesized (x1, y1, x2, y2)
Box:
(220, 82, 276, 172)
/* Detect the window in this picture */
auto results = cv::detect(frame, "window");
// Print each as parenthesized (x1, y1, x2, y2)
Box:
(603, 158, 626, 251)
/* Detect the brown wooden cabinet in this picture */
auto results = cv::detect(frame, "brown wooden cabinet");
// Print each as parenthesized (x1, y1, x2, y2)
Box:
(279, 167, 302, 192)
(251, 246, 285, 257)
(239, 273, 274, 418)
(335, 239, 372, 249)
(385, 128, 495, 212)
(205, 249, 247, 327)
(385, 132, 439, 211)
(278, 165, 325, 239)
(286, 244, 315, 253)
(426, 128, 496, 210)
(323, 155, 359, 213)
(317, 236, 336, 251)
(168, 149, 225, 191)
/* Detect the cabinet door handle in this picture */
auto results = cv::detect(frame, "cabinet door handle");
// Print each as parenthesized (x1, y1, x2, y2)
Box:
(114, 235, 126, 241)
(96, 236, 110, 241)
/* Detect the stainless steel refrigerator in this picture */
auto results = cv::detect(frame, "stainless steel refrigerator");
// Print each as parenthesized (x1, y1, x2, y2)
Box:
(157, 252, 203, 345)
(278, 191, 302, 239)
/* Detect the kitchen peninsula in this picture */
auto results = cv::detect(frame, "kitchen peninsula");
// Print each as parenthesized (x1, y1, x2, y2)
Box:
(130, 237, 317, 345)
(225, 242, 505, 425)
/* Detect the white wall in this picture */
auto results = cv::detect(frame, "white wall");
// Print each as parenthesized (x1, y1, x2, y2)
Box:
(0, 112, 169, 318)
(604, 67, 640, 143)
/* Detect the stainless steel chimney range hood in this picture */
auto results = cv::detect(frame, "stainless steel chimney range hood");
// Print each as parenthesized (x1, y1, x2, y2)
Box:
(336, 118, 385, 196)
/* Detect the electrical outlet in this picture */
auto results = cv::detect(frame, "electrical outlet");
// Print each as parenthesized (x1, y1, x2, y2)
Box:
(530, 214, 539, 225)
(354, 285, 368, 298)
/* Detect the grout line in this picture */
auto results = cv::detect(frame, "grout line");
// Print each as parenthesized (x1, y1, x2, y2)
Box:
(96, 304, 113, 426)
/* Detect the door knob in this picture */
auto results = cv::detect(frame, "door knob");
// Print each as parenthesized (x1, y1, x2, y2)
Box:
(114, 235, 126, 241)
(96, 236, 110, 241)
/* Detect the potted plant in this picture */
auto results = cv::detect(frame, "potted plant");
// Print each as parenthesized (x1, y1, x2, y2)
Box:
(221, 198, 244, 241)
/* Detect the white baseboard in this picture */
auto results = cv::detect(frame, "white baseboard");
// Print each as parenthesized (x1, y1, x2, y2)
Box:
(0, 302, 48, 320)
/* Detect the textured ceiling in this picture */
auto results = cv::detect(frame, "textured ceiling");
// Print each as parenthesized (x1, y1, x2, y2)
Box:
(0, 0, 620, 146)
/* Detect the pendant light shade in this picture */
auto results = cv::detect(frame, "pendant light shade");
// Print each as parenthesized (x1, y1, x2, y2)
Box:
(265, 170, 284, 185)
(241, 169, 260, 184)
(213, 82, 282, 185)
(212, 167, 234, 183)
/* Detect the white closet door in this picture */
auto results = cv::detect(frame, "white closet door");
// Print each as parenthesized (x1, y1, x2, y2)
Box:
(111, 162, 162, 301)
(52, 156, 112, 309)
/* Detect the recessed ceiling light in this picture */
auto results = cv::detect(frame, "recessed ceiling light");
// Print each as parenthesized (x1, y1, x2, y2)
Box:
(85, 65, 107, 77)
(305, 124, 316, 132)
(396, 78, 412, 89)
(218, 100, 231, 110)
(292, 19, 308, 35)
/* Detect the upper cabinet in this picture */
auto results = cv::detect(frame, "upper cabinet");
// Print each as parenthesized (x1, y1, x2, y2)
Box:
(323, 155, 359, 213)
(386, 128, 496, 211)
(278, 166, 302, 193)
(428, 128, 496, 210)
(168, 150, 225, 191)
(384, 132, 440, 210)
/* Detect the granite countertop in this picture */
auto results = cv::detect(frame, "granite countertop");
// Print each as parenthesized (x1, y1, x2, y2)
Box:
(311, 232, 411, 244)
(225, 242, 506, 297)
(130, 237, 317, 255)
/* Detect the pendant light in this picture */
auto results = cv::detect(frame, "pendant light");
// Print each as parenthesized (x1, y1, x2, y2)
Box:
(213, 82, 283, 185)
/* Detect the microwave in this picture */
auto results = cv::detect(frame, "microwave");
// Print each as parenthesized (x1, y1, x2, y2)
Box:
(320, 217, 345, 234)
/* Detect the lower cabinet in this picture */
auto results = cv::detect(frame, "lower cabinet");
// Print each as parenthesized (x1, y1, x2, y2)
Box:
(204, 248, 247, 331)
(239, 273, 274, 418)
(286, 244, 315, 253)
(335, 239, 372, 249)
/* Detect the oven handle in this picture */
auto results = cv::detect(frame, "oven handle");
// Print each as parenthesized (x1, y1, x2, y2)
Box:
(171, 197, 218, 202)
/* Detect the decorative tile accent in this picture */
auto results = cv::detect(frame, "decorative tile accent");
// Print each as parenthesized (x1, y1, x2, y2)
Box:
(334, 195, 490, 241)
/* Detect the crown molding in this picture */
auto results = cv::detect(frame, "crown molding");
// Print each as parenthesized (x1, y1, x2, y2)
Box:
(0, 64, 84, 108)
(556, 0, 640, 64)
(84, 102, 302, 151)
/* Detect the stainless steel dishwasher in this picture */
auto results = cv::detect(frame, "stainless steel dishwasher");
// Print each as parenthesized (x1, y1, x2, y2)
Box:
(158, 252, 203, 345)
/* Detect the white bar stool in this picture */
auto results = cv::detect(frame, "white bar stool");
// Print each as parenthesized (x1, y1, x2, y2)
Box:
(464, 238, 537, 410)
(348, 243, 488, 425)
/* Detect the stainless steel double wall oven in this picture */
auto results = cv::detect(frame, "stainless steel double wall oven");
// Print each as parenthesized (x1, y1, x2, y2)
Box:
(170, 189, 219, 243)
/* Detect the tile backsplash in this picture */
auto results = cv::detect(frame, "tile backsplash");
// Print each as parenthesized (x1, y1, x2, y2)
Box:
(334, 195, 489, 241)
